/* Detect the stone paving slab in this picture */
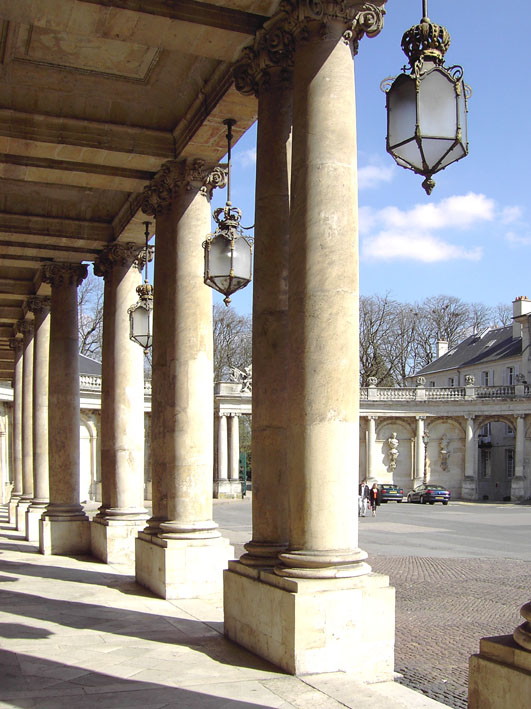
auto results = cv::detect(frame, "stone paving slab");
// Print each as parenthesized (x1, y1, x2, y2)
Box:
(0, 505, 447, 709)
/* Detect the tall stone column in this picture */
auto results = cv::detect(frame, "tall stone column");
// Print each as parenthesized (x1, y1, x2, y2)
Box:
(224, 1, 393, 678)
(232, 33, 292, 566)
(8, 337, 23, 523)
(16, 319, 34, 534)
(367, 415, 377, 480)
(511, 414, 526, 500)
(228, 415, 240, 481)
(462, 414, 476, 500)
(135, 158, 232, 599)
(91, 245, 147, 564)
(39, 263, 90, 555)
(26, 297, 51, 542)
(415, 416, 425, 485)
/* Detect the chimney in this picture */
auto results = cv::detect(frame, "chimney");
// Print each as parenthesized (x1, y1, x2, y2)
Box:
(436, 340, 449, 358)
(512, 296, 531, 339)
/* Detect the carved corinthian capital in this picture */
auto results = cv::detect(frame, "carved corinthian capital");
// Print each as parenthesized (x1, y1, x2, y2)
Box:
(276, 0, 385, 51)
(94, 242, 140, 278)
(25, 296, 52, 316)
(41, 263, 88, 288)
(233, 14, 295, 96)
(9, 336, 23, 352)
(141, 159, 227, 216)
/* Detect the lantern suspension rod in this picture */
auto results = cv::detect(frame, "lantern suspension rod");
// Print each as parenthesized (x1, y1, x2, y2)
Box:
(142, 220, 151, 281)
(223, 118, 236, 204)
(422, 0, 428, 19)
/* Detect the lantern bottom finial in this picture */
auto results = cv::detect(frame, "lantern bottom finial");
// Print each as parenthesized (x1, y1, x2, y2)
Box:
(422, 177, 436, 195)
(223, 295, 232, 307)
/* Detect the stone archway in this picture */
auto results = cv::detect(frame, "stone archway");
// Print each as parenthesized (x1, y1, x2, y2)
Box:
(474, 414, 516, 501)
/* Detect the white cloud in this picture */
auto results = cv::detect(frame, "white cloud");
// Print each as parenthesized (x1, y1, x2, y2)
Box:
(362, 231, 482, 262)
(360, 192, 520, 263)
(506, 231, 531, 246)
(235, 147, 256, 168)
(358, 163, 394, 189)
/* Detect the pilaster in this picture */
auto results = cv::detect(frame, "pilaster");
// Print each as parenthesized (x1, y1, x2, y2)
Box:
(16, 318, 34, 535)
(8, 336, 23, 524)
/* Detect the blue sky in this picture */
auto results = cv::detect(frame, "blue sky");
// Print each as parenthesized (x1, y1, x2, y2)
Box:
(211, 0, 530, 315)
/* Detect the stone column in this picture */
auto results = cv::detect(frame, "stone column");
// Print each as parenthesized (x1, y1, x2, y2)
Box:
(511, 414, 526, 500)
(213, 413, 232, 498)
(91, 245, 148, 565)
(228, 415, 240, 481)
(233, 32, 292, 566)
(25, 297, 51, 542)
(135, 158, 232, 599)
(39, 263, 90, 555)
(16, 319, 34, 534)
(367, 416, 377, 480)
(415, 416, 425, 485)
(224, 1, 393, 678)
(462, 414, 476, 500)
(8, 337, 23, 523)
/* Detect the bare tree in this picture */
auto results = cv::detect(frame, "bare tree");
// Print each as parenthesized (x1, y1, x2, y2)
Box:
(359, 294, 396, 386)
(78, 271, 103, 359)
(468, 302, 495, 336)
(494, 302, 513, 327)
(213, 303, 252, 381)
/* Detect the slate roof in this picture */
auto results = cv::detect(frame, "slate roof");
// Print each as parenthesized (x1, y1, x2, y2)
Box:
(79, 354, 102, 375)
(416, 326, 521, 376)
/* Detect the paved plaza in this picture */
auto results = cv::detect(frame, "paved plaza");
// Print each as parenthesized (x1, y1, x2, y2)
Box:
(0, 504, 446, 709)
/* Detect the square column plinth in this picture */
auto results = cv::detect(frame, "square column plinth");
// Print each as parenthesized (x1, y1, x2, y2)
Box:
(135, 532, 234, 599)
(8, 498, 19, 525)
(469, 635, 531, 709)
(91, 518, 147, 566)
(224, 561, 395, 677)
(16, 501, 30, 535)
(39, 518, 91, 555)
(213, 480, 244, 499)
(25, 507, 44, 542)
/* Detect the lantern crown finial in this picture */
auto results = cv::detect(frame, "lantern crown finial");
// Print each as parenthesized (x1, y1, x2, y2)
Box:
(401, 14, 451, 69)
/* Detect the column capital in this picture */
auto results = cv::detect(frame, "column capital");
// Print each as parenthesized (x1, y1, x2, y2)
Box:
(9, 336, 23, 352)
(416, 415, 426, 422)
(141, 158, 227, 216)
(93, 242, 141, 278)
(15, 319, 34, 337)
(25, 295, 51, 316)
(42, 262, 88, 287)
(465, 414, 475, 421)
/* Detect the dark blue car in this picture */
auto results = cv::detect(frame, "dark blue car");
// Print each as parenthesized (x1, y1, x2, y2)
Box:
(407, 484, 450, 505)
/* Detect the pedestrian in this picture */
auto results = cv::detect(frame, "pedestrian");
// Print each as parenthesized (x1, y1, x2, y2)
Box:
(369, 482, 380, 517)
(359, 480, 370, 517)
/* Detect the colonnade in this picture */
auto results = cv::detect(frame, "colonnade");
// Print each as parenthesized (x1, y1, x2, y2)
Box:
(214, 412, 242, 498)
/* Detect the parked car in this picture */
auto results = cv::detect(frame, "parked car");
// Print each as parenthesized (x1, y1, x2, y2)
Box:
(377, 484, 404, 503)
(407, 484, 450, 505)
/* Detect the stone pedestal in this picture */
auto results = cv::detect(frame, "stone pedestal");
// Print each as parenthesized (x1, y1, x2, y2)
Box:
(39, 515, 91, 556)
(469, 635, 531, 709)
(8, 497, 19, 525)
(136, 532, 233, 599)
(91, 517, 146, 565)
(16, 500, 30, 532)
(224, 561, 395, 677)
(25, 505, 44, 543)
(213, 479, 243, 499)
(461, 476, 476, 501)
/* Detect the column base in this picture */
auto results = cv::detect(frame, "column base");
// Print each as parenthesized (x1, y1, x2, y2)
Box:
(213, 479, 244, 499)
(135, 532, 234, 599)
(462, 476, 477, 501)
(511, 476, 527, 501)
(26, 504, 46, 542)
(16, 499, 31, 534)
(469, 635, 531, 708)
(224, 561, 395, 677)
(91, 515, 147, 565)
(39, 517, 91, 555)
(8, 495, 21, 525)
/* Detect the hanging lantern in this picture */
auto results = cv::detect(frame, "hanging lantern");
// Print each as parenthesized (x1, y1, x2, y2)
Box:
(381, 0, 471, 195)
(203, 119, 253, 306)
(128, 221, 154, 352)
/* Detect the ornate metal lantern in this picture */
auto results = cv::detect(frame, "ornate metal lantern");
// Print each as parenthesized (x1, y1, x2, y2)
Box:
(128, 221, 154, 353)
(203, 119, 253, 306)
(382, 0, 471, 195)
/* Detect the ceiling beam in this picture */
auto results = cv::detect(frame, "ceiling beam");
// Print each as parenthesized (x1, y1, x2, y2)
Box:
(0, 213, 113, 243)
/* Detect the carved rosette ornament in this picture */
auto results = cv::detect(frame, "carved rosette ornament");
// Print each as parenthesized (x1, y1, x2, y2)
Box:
(141, 159, 227, 217)
(41, 263, 88, 288)
(94, 243, 141, 278)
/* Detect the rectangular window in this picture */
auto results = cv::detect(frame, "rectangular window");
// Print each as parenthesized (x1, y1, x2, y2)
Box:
(429, 381, 436, 388)
(480, 423, 491, 436)
(480, 450, 491, 478)
(505, 449, 515, 479)
(481, 371, 490, 386)
(506, 367, 514, 385)
(506, 424, 514, 436)
(448, 377, 454, 387)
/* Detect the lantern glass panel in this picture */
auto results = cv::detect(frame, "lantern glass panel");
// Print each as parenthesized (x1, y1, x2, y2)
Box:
(438, 142, 466, 169)
(421, 137, 454, 169)
(394, 139, 423, 171)
(208, 234, 233, 278)
(387, 74, 417, 148)
(232, 237, 252, 280)
(457, 83, 467, 143)
(418, 68, 457, 138)
(130, 303, 152, 349)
